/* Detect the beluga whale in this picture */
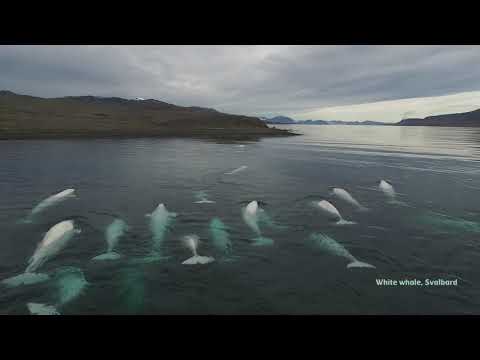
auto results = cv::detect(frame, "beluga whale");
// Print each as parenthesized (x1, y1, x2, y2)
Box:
(21, 188, 76, 223)
(309, 233, 375, 269)
(181, 234, 215, 265)
(92, 218, 128, 261)
(241, 201, 274, 246)
(331, 188, 368, 212)
(132, 203, 176, 263)
(378, 180, 406, 205)
(315, 200, 355, 225)
(27, 266, 89, 315)
(2, 220, 81, 287)
(209, 217, 234, 260)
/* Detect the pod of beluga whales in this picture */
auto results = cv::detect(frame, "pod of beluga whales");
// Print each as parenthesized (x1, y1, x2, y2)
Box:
(3, 177, 413, 314)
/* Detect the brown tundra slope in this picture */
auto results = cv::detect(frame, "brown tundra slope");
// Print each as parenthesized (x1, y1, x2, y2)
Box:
(0, 90, 295, 139)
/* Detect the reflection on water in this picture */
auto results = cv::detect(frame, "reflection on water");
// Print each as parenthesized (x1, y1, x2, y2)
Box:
(1, 125, 480, 314)
(276, 125, 480, 160)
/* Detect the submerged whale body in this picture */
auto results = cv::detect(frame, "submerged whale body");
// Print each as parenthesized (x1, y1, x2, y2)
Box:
(309, 233, 375, 269)
(26, 267, 88, 315)
(56, 267, 88, 306)
(181, 234, 215, 265)
(241, 201, 274, 246)
(92, 218, 128, 261)
(332, 188, 368, 211)
(315, 200, 355, 225)
(209, 217, 232, 255)
(21, 188, 76, 223)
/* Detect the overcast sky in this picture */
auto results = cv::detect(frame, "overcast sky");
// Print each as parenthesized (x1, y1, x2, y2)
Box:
(1, 45, 480, 122)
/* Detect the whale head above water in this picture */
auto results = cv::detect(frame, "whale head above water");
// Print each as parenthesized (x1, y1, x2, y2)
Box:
(245, 201, 258, 215)
(379, 180, 396, 198)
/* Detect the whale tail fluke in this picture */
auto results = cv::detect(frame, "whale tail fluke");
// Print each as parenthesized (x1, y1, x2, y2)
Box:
(92, 251, 123, 261)
(251, 236, 274, 246)
(182, 255, 215, 265)
(194, 200, 216, 204)
(27, 302, 60, 315)
(347, 260, 376, 269)
(336, 219, 356, 226)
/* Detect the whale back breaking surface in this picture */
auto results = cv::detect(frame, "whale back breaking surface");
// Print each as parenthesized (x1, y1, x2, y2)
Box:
(333, 188, 362, 209)
(242, 201, 261, 235)
(26, 220, 78, 273)
(316, 200, 341, 220)
(31, 189, 76, 215)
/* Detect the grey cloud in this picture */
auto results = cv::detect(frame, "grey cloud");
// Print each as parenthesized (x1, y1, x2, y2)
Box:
(0, 45, 479, 117)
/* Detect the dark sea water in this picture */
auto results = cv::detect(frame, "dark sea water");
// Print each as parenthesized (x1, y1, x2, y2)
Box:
(2, 124, 480, 315)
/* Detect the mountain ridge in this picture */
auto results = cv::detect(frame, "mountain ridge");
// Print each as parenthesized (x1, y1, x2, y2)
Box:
(0, 90, 294, 139)
(397, 108, 480, 126)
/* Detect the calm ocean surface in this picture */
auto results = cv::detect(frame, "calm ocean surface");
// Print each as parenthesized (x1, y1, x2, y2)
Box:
(2, 124, 480, 314)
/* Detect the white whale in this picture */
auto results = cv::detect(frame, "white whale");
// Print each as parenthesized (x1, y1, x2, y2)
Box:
(379, 180, 395, 199)
(316, 200, 355, 225)
(241, 201, 274, 246)
(27, 266, 88, 315)
(147, 203, 176, 251)
(332, 188, 368, 211)
(225, 165, 248, 175)
(22, 189, 76, 222)
(378, 180, 406, 205)
(2, 220, 80, 287)
(310, 233, 375, 269)
(181, 234, 215, 265)
(27, 220, 80, 273)
(92, 218, 128, 261)
(209, 217, 232, 256)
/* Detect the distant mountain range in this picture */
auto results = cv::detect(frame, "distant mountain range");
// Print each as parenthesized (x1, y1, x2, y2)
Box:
(261, 116, 387, 126)
(263, 108, 480, 127)
(0, 90, 294, 139)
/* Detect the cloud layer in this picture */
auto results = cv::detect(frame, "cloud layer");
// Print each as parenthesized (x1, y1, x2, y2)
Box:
(1, 45, 479, 122)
